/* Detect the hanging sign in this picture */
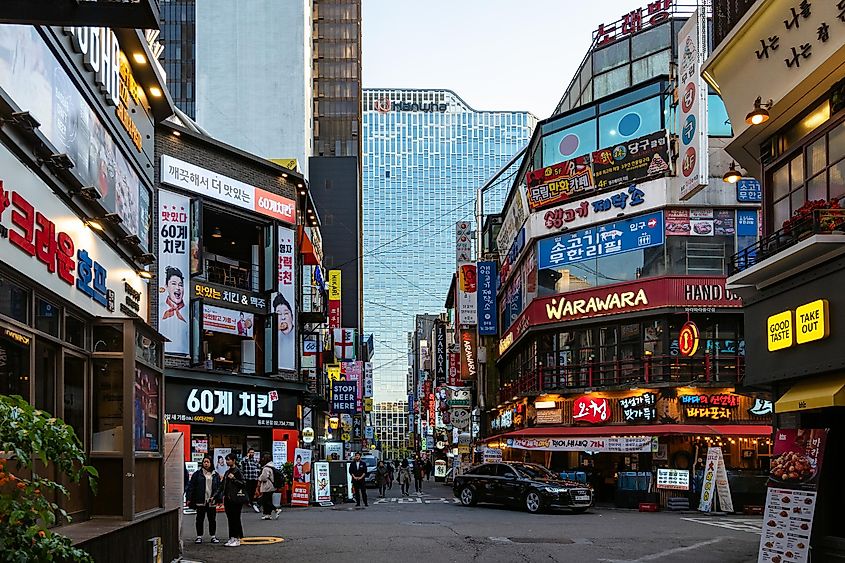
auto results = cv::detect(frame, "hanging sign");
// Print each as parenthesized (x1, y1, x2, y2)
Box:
(678, 321, 700, 356)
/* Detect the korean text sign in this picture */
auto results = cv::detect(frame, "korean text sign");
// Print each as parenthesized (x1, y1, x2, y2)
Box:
(276, 226, 296, 371)
(477, 261, 498, 335)
(164, 382, 297, 427)
(537, 211, 664, 270)
(159, 189, 190, 354)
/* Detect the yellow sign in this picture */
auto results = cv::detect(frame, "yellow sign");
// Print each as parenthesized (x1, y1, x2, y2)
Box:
(4, 328, 30, 345)
(327, 365, 341, 381)
(458, 444, 471, 454)
(767, 310, 793, 351)
(270, 158, 299, 171)
(364, 397, 373, 412)
(117, 55, 143, 151)
(329, 416, 339, 430)
(328, 270, 342, 301)
(795, 299, 830, 345)
(341, 432, 351, 441)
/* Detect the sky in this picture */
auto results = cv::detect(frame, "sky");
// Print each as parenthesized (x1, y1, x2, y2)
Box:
(362, 0, 650, 119)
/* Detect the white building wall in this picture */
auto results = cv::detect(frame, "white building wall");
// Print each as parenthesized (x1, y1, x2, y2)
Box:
(195, 0, 313, 174)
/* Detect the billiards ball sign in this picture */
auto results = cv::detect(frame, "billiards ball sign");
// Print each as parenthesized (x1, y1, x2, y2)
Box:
(678, 321, 700, 357)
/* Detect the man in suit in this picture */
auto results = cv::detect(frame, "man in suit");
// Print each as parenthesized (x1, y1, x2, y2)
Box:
(349, 452, 368, 507)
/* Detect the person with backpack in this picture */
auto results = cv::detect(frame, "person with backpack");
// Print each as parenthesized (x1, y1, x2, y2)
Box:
(186, 456, 222, 544)
(398, 459, 412, 497)
(221, 453, 247, 547)
(257, 454, 282, 520)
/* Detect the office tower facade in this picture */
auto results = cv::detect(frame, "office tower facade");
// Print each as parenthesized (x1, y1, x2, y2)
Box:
(362, 89, 535, 400)
(159, 0, 196, 118)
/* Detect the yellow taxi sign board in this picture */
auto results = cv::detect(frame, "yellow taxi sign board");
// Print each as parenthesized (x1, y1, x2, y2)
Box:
(767, 310, 793, 351)
(796, 299, 830, 345)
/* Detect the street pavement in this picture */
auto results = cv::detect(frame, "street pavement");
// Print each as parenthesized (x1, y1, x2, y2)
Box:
(182, 482, 762, 563)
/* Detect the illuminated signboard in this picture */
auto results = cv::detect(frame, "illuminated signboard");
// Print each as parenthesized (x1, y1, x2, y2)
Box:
(680, 394, 738, 420)
(678, 321, 700, 357)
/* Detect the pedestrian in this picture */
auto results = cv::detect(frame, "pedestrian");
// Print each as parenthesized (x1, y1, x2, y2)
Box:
(241, 448, 261, 513)
(348, 452, 369, 507)
(375, 460, 388, 498)
(186, 457, 222, 544)
(257, 454, 282, 520)
(398, 459, 412, 496)
(424, 457, 433, 481)
(386, 460, 395, 490)
(413, 456, 424, 493)
(221, 452, 247, 547)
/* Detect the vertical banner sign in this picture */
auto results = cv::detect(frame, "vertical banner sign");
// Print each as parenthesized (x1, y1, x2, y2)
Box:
(758, 428, 829, 563)
(328, 269, 341, 329)
(434, 322, 447, 385)
(158, 190, 191, 355)
(363, 362, 373, 398)
(698, 447, 733, 512)
(678, 8, 709, 200)
(457, 262, 478, 326)
(276, 226, 296, 371)
(448, 352, 460, 386)
(459, 329, 477, 380)
(477, 261, 498, 335)
(314, 461, 331, 503)
(455, 221, 472, 266)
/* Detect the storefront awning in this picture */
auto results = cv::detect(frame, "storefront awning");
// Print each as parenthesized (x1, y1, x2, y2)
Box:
(298, 226, 320, 266)
(493, 424, 772, 440)
(775, 374, 845, 413)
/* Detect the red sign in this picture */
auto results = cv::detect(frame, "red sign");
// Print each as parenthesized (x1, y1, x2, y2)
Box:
(290, 482, 310, 507)
(678, 321, 700, 356)
(459, 329, 477, 380)
(254, 187, 296, 224)
(498, 276, 741, 357)
(573, 396, 611, 424)
(328, 300, 341, 329)
(594, 0, 672, 46)
(525, 156, 594, 211)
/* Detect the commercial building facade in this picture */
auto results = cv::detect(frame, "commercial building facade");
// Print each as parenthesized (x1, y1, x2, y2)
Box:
(373, 401, 410, 459)
(362, 88, 535, 401)
(476, 4, 771, 510)
(704, 0, 845, 557)
(0, 21, 180, 561)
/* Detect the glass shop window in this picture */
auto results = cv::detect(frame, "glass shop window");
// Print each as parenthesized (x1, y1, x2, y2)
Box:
(0, 328, 30, 400)
(65, 315, 87, 349)
(134, 366, 160, 452)
(35, 298, 60, 337)
(0, 276, 28, 323)
(92, 359, 124, 453)
(63, 355, 86, 444)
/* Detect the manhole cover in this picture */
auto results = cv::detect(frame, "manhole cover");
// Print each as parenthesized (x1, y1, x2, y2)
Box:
(507, 537, 574, 545)
(239, 536, 285, 545)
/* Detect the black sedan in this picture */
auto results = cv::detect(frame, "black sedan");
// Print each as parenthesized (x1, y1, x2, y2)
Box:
(453, 462, 593, 514)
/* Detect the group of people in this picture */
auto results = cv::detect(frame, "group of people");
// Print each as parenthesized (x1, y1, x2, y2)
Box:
(186, 448, 281, 547)
(371, 455, 433, 498)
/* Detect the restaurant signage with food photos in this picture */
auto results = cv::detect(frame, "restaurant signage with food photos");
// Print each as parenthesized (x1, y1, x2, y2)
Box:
(591, 130, 670, 190)
(758, 428, 829, 563)
(525, 156, 594, 210)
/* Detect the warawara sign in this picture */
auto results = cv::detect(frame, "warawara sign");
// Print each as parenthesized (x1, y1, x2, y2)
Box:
(161, 155, 296, 224)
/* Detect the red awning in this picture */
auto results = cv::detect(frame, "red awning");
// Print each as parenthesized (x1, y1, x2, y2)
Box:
(298, 226, 320, 266)
(494, 424, 771, 440)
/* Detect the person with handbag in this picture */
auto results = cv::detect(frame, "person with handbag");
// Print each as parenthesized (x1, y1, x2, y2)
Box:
(257, 454, 282, 520)
(185, 457, 222, 544)
(220, 453, 247, 547)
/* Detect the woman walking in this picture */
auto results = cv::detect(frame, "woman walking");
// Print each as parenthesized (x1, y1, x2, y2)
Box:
(257, 454, 282, 520)
(186, 457, 221, 544)
(398, 459, 412, 496)
(412, 455, 424, 494)
(386, 460, 395, 490)
(221, 452, 247, 547)
(375, 460, 388, 498)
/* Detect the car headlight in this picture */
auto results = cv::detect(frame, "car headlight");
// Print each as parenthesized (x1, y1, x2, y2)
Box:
(542, 486, 565, 493)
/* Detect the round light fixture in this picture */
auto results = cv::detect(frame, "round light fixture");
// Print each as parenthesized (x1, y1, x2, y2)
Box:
(211, 226, 223, 238)
(723, 161, 742, 184)
(745, 96, 772, 126)
(138, 269, 153, 279)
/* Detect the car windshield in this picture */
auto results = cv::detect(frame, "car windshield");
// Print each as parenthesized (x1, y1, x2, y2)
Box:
(514, 464, 557, 480)
(362, 457, 377, 468)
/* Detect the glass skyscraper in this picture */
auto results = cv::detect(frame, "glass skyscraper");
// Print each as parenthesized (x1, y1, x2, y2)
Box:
(362, 89, 535, 400)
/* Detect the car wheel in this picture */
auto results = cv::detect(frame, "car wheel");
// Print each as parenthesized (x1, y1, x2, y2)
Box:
(524, 490, 543, 514)
(571, 507, 589, 514)
(459, 486, 477, 506)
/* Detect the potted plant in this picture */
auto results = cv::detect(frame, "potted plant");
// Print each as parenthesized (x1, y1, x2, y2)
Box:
(783, 199, 843, 238)
(280, 461, 294, 505)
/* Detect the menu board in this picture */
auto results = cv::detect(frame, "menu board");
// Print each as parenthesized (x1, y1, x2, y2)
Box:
(656, 468, 690, 491)
(758, 428, 829, 563)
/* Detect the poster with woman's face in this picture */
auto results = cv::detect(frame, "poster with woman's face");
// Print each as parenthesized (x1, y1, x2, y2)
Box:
(158, 190, 191, 355)
(213, 448, 231, 477)
(276, 226, 296, 371)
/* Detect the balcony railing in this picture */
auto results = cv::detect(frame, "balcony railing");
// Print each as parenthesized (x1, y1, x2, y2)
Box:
(205, 256, 260, 291)
(499, 355, 744, 404)
(730, 208, 845, 275)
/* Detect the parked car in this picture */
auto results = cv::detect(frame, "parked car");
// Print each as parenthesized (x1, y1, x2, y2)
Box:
(453, 462, 593, 514)
(361, 455, 379, 488)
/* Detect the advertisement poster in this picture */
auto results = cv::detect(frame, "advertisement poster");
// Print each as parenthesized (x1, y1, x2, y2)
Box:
(331, 381, 358, 414)
(213, 448, 231, 477)
(314, 461, 331, 503)
(272, 441, 288, 468)
(538, 211, 664, 270)
(191, 438, 208, 454)
(158, 190, 191, 355)
(202, 304, 254, 337)
(477, 262, 498, 336)
(293, 448, 312, 483)
(324, 442, 343, 461)
(276, 226, 296, 371)
(448, 352, 460, 386)
(758, 428, 829, 563)
(526, 156, 594, 210)
(291, 482, 310, 507)
(507, 436, 656, 453)
(457, 262, 478, 325)
(666, 209, 735, 237)
(591, 130, 670, 190)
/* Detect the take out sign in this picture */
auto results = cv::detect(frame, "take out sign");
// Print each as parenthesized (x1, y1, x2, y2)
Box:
(767, 299, 830, 352)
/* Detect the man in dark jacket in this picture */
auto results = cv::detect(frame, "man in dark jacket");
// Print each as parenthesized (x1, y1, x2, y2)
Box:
(348, 452, 368, 507)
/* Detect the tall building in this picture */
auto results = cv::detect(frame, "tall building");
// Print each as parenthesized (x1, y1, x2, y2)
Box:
(159, 0, 196, 118)
(310, 0, 364, 332)
(373, 401, 410, 459)
(362, 89, 536, 400)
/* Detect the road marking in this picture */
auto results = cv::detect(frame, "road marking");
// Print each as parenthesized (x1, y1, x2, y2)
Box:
(599, 537, 725, 562)
(239, 536, 285, 545)
(373, 497, 460, 504)
(489, 537, 513, 543)
(680, 517, 763, 534)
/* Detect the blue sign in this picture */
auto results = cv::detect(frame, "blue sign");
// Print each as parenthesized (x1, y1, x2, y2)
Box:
(408, 394, 414, 412)
(736, 178, 762, 202)
(477, 261, 498, 336)
(331, 381, 358, 414)
(507, 228, 526, 264)
(737, 210, 758, 237)
(538, 211, 665, 269)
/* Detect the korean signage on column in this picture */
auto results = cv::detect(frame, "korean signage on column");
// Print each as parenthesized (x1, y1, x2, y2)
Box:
(455, 221, 472, 265)
(678, 8, 709, 200)
(457, 262, 477, 326)
(477, 261, 497, 335)
(159, 190, 191, 355)
(276, 226, 296, 371)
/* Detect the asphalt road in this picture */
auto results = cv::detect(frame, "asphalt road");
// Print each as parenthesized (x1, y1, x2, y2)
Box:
(182, 482, 762, 563)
